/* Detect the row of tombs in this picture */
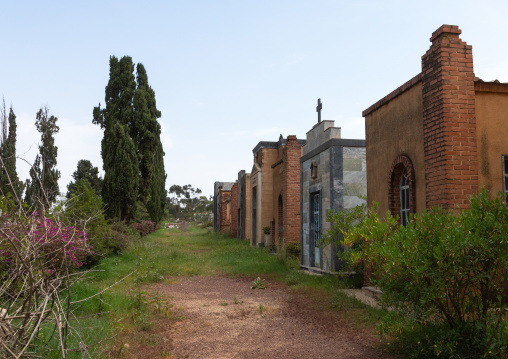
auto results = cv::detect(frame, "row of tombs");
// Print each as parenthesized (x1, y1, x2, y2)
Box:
(213, 24, 508, 283)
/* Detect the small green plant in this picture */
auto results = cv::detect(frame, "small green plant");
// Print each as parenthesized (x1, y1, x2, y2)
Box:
(233, 296, 239, 304)
(220, 302, 228, 306)
(251, 277, 267, 289)
(129, 289, 148, 311)
(262, 226, 270, 235)
(149, 292, 169, 314)
(285, 242, 300, 256)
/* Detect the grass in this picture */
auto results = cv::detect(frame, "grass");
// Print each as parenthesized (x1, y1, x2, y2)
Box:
(36, 225, 383, 357)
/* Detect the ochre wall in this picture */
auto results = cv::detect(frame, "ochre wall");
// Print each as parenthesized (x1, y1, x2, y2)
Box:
(475, 90, 508, 196)
(365, 83, 426, 215)
(230, 183, 238, 237)
(241, 173, 252, 241)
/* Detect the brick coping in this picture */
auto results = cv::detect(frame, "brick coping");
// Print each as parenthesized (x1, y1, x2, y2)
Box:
(363, 74, 508, 118)
(362, 73, 423, 117)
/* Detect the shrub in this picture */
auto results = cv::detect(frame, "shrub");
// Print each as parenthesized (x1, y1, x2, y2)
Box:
(327, 189, 508, 357)
(0, 208, 95, 357)
(130, 220, 156, 237)
(262, 226, 270, 235)
(285, 242, 300, 257)
(58, 182, 132, 264)
(0, 213, 92, 273)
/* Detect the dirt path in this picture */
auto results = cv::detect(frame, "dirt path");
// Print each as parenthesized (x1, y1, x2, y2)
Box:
(130, 276, 391, 359)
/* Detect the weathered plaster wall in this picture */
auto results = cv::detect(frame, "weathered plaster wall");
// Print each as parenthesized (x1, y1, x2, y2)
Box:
(365, 82, 426, 215)
(475, 89, 508, 196)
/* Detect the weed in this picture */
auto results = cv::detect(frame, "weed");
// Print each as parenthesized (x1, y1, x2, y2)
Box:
(220, 302, 228, 306)
(149, 292, 169, 314)
(233, 296, 239, 304)
(129, 289, 148, 311)
(259, 304, 264, 314)
(251, 277, 267, 289)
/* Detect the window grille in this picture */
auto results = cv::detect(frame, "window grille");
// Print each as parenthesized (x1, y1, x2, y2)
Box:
(400, 170, 410, 226)
(504, 155, 508, 206)
(312, 192, 321, 245)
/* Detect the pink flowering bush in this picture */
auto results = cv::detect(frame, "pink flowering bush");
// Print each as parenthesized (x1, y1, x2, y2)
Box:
(0, 212, 92, 274)
(130, 220, 156, 237)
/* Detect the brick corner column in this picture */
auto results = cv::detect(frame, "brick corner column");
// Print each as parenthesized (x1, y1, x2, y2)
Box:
(231, 183, 238, 237)
(421, 24, 479, 211)
(282, 135, 302, 243)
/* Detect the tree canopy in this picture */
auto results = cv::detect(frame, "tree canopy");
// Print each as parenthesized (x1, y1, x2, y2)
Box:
(167, 184, 212, 219)
(25, 106, 60, 213)
(66, 159, 103, 199)
(0, 99, 22, 200)
(93, 56, 166, 223)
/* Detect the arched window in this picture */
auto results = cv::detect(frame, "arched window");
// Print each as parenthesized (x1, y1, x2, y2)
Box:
(388, 155, 415, 226)
(400, 170, 410, 226)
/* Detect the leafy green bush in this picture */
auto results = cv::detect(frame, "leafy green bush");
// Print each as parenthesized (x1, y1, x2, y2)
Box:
(285, 242, 300, 257)
(59, 182, 135, 264)
(327, 189, 508, 358)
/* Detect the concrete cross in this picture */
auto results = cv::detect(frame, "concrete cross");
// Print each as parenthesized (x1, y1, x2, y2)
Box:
(316, 98, 322, 123)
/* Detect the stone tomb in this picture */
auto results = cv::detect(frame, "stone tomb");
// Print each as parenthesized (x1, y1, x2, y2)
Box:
(300, 120, 366, 274)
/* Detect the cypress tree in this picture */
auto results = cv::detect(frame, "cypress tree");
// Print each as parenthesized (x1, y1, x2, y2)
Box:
(0, 102, 22, 199)
(133, 63, 166, 223)
(24, 155, 42, 210)
(101, 121, 138, 220)
(66, 159, 103, 199)
(94, 56, 139, 221)
(35, 106, 60, 208)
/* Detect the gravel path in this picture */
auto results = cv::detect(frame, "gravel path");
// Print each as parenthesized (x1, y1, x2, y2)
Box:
(132, 276, 391, 359)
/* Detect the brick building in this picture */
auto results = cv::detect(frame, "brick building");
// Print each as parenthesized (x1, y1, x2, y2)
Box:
(300, 119, 366, 274)
(230, 183, 238, 237)
(237, 170, 252, 241)
(250, 135, 306, 247)
(363, 25, 508, 231)
(213, 181, 234, 233)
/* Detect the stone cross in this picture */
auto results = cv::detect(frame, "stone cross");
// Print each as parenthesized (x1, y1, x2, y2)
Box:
(316, 98, 322, 123)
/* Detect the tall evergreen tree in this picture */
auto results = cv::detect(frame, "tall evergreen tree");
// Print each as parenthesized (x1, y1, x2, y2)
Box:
(35, 106, 60, 206)
(133, 63, 166, 223)
(24, 155, 42, 210)
(66, 159, 103, 199)
(0, 101, 22, 199)
(25, 107, 60, 213)
(94, 56, 139, 221)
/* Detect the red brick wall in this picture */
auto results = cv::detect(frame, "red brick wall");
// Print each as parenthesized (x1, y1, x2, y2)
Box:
(231, 183, 238, 237)
(421, 25, 479, 210)
(282, 135, 302, 243)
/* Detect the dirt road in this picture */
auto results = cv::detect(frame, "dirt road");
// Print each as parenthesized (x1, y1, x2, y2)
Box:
(130, 276, 391, 359)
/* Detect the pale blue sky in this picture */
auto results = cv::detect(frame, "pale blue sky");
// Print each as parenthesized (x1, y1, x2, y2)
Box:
(2, 0, 508, 197)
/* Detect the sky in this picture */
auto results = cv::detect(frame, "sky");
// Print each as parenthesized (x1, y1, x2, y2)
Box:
(2, 0, 508, 199)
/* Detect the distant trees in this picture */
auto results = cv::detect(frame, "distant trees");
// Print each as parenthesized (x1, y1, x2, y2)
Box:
(167, 184, 212, 219)
(0, 98, 22, 199)
(25, 106, 60, 213)
(93, 56, 166, 223)
(66, 159, 103, 199)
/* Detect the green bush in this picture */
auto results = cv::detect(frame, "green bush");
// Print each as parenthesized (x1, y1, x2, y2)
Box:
(327, 189, 508, 358)
(285, 242, 300, 257)
(58, 182, 135, 265)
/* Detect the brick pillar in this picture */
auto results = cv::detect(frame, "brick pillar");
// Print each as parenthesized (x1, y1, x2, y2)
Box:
(282, 135, 302, 243)
(231, 183, 238, 237)
(421, 25, 478, 210)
